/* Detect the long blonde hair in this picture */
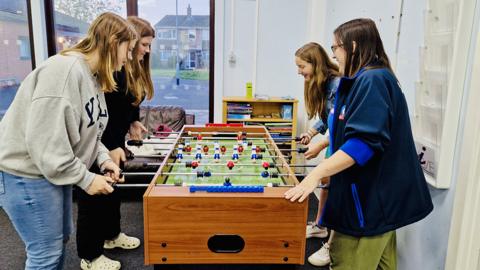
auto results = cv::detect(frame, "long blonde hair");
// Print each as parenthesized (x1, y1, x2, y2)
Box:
(61, 12, 137, 92)
(127, 16, 155, 105)
(295, 42, 340, 120)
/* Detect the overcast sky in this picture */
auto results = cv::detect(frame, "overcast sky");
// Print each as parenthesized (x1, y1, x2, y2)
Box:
(138, 0, 210, 25)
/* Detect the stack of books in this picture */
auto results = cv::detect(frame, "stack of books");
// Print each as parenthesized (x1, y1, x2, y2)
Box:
(227, 103, 253, 119)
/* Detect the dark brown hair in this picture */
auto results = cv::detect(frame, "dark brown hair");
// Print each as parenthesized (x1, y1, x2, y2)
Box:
(295, 42, 339, 120)
(127, 16, 155, 105)
(334, 18, 392, 77)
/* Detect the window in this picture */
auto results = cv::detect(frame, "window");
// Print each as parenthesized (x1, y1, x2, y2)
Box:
(202, 29, 209, 41)
(44, 0, 214, 124)
(188, 29, 196, 40)
(159, 29, 177, 40)
(18, 36, 31, 60)
(0, 1, 34, 119)
(52, 0, 127, 52)
(139, 0, 212, 124)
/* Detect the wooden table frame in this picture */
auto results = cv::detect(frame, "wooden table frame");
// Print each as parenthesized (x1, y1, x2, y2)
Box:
(143, 125, 308, 265)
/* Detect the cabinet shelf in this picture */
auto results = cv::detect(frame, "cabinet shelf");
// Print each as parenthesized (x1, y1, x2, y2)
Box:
(226, 118, 293, 123)
(223, 96, 298, 164)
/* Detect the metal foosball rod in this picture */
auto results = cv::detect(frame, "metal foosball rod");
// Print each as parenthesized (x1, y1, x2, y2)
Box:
(180, 136, 268, 141)
(176, 153, 283, 159)
(125, 152, 292, 160)
(277, 147, 308, 153)
(164, 148, 268, 154)
(122, 172, 157, 176)
(151, 131, 293, 136)
(179, 135, 304, 142)
(272, 137, 303, 142)
(129, 154, 165, 159)
(175, 140, 295, 147)
(127, 140, 175, 146)
(164, 161, 317, 168)
(160, 171, 307, 178)
(167, 147, 308, 155)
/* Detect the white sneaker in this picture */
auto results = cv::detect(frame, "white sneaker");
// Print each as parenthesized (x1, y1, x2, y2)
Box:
(80, 255, 121, 270)
(308, 242, 331, 266)
(306, 221, 328, 238)
(104, 232, 140, 250)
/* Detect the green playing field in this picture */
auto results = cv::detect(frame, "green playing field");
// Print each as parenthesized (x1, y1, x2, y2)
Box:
(161, 139, 287, 186)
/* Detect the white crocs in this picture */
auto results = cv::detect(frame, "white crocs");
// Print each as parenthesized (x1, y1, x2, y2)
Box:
(80, 255, 121, 270)
(104, 232, 140, 250)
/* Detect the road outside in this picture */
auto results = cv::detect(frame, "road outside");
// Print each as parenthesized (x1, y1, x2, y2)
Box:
(0, 76, 210, 124)
(144, 75, 209, 124)
(0, 86, 17, 120)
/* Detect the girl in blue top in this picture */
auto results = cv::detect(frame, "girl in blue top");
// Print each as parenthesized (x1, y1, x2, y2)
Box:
(295, 42, 340, 266)
(287, 19, 433, 270)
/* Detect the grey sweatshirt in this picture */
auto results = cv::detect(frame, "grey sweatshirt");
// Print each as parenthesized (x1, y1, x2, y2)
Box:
(0, 53, 111, 190)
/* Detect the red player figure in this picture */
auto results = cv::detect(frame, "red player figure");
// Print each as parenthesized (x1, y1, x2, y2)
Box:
(220, 145, 227, 154)
(238, 145, 244, 153)
(227, 160, 235, 170)
(262, 161, 270, 170)
(185, 145, 192, 152)
(256, 147, 262, 153)
(191, 161, 199, 169)
(203, 145, 209, 154)
(197, 133, 203, 141)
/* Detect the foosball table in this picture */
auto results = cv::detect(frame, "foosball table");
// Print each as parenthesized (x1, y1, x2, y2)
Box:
(140, 124, 309, 266)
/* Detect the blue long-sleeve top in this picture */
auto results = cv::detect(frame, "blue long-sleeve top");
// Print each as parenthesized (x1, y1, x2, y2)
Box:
(320, 67, 433, 237)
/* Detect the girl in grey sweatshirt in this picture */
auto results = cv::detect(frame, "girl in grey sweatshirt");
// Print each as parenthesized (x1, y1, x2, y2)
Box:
(0, 12, 136, 270)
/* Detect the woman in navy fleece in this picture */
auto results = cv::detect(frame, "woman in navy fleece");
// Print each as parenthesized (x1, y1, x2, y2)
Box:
(285, 18, 433, 270)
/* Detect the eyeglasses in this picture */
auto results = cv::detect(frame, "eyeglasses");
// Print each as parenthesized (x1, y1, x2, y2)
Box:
(330, 44, 343, 53)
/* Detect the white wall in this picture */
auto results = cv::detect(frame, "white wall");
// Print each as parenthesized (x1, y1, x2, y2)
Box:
(310, 1, 480, 269)
(215, 0, 310, 131)
(307, 1, 460, 269)
(394, 1, 456, 270)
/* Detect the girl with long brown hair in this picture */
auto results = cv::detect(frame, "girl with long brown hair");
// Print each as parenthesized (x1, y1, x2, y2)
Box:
(76, 16, 155, 270)
(295, 42, 340, 267)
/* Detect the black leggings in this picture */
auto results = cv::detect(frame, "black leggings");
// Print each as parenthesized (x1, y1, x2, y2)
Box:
(76, 171, 121, 260)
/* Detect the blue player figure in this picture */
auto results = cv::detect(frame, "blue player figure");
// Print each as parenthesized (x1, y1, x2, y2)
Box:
(176, 144, 184, 160)
(213, 149, 221, 163)
(195, 144, 202, 160)
(251, 144, 257, 163)
(242, 138, 248, 149)
(232, 145, 239, 163)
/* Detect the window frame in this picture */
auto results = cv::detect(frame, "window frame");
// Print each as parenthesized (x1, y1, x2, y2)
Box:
(43, 0, 215, 123)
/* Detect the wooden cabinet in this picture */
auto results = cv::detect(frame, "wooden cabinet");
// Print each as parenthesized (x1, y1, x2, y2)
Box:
(222, 96, 298, 163)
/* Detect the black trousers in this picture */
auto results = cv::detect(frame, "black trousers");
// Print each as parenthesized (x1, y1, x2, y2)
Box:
(76, 170, 122, 260)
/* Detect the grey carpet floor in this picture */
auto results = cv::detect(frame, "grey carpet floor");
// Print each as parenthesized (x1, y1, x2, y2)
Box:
(0, 190, 328, 270)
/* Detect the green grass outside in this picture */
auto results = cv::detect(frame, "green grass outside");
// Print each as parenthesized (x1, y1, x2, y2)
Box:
(151, 69, 209, 81)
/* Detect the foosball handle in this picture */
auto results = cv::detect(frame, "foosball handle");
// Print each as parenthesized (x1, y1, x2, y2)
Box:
(297, 147, 309, 154)
(127, 140, 143, 146)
